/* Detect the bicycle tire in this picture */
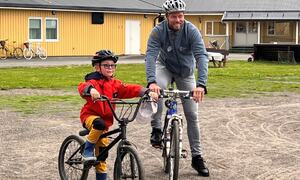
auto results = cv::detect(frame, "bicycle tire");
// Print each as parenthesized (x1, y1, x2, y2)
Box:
(58, 135, 89, 180)
(13, 47, 23, 59)
(38, 47, 47, 60)
(0, 47, 7, 60)
(113, 145, 145, 180)
(169, 120, 180, 180)
(23, 48, 33, 60)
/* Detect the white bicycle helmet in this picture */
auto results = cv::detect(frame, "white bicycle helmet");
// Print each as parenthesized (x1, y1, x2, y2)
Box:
(162, 0, 186, 12)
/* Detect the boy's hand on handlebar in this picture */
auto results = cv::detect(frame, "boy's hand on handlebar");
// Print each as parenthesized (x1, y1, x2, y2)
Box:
(90, 88, 101, 100)
(149, 83, 161, 95)
(192, 87, 205, 103)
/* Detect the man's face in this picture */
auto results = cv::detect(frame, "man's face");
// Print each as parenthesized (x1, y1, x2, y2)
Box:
(166, 11, 184, 31)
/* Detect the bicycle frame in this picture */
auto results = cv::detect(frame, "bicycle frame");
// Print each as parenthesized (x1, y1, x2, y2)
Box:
(66, 96, 145, 166)
(163, 96, 184, 158)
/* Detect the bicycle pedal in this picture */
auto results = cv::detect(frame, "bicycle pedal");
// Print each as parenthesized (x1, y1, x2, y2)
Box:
(181, 149, 188, 158)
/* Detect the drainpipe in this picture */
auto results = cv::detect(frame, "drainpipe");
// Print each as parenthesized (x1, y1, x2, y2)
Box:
(226, 22, 229, 50)
(257, 22, 261, 44)
(153, 13, 163, 27)
(296, 21, 299, 44)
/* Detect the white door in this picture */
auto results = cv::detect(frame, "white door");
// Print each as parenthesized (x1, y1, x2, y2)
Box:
(234, 22, 258, 46)
(125, 20, 140, 55)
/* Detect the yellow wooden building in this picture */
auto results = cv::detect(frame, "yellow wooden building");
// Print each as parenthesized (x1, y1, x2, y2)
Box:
(1, 0, 299, 57)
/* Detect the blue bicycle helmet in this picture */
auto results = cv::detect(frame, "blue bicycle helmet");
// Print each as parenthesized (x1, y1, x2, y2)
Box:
(92, 50, 118, 66)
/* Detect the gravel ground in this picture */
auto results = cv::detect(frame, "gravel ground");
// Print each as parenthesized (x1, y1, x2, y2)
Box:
(0, 90, 299, 180)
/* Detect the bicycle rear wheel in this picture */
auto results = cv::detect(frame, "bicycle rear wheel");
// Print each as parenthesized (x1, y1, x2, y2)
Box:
(113, 145, 145, 180)
(0, 47, 7, 60)
(38, 47, 47, 60)
(23, 48, 33, 60)
(58, 135, 89, 180)
(169, 120, 180, 180)
(13, 47, 23, 59)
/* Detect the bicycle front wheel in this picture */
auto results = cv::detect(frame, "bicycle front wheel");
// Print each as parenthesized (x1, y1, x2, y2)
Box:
(13, 47, 23, 59)
(169, 120, 180, 180)
(0, 47, 7, 60)
(23, 48, 33, 60)
(58, 135, 89, 180)
(114, 145, 145, 180)
(38, 47, 47, 60)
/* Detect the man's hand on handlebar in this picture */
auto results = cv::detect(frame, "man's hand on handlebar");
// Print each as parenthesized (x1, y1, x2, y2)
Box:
(149, 83, 161, 95)
(192, 87, 205, 103)
(147, 91, 159, 101)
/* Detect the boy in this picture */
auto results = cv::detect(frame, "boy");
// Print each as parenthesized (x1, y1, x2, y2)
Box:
(78, 50, 157, 180)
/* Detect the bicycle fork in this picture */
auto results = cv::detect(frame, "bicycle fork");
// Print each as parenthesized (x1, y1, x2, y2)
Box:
(165, 115, 187, 159)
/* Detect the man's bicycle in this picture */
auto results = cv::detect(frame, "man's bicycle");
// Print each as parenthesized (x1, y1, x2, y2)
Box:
(160, 88, 192, 180)
(58, 95, 147, 180)
(0, 39, 23, 60)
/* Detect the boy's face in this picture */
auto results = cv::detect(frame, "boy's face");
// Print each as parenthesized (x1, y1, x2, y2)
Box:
(95, 59, 116, 78)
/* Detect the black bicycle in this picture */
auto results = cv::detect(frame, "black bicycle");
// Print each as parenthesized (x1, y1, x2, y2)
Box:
(58, 95, 148, 180)
(160, 88, 193, 180)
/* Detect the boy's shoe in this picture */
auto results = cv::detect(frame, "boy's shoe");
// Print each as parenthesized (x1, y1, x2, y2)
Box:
(191, 155, 210, 177)
(150, 128, 162, 148)
(82, 141, 97, 163)
(96, 172, 107, 180)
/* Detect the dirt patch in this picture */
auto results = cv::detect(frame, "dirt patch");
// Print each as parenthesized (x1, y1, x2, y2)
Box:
(0, 90, 299, 180)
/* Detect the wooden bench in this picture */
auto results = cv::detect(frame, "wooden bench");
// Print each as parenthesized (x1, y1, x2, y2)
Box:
(206, 48, 229, 67)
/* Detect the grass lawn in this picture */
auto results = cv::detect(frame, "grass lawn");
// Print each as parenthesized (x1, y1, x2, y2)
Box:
(0, 61, 299, 113)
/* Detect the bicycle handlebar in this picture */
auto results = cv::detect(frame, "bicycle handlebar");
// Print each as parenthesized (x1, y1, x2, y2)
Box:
(94, 95, 151, 123)
(159, 89, 193, 99)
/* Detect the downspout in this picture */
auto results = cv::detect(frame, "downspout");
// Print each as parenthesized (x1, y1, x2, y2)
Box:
(296, 21, 299, 44)
(257, 22, 261, 44)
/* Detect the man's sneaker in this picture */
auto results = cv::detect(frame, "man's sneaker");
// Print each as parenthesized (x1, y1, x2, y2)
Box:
(191, 155, 210, 177)
(150, 128, 162, 148)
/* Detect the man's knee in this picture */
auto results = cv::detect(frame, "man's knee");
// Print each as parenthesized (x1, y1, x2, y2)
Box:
(93, 118, 106, 130)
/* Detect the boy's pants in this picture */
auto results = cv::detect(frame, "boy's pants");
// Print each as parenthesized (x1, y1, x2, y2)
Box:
(84, 115, 109, 173)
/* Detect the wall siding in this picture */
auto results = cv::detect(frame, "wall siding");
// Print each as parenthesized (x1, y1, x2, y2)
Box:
(0, 9, 155, 56)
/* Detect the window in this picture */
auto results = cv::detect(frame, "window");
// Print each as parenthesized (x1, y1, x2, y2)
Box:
(248, 22, 257, 33)
(236, 22, 246, 33)
(29, 18, 42, 41)
(268, 21, 290, 36)
(205, 21, 226, 36)
(206, 22, 213, 35)
(46, 18, 58, 41)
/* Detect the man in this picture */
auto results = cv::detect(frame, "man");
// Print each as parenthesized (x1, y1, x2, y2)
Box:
(145, 0, 210, 177)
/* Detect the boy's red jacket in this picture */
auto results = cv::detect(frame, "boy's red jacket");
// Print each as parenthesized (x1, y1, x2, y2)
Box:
(78, 72, 144, 129)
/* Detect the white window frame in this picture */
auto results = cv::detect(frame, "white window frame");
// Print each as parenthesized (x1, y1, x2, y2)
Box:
(45, 18, 59, 42)
(205, 21, 226, 36)
(28, 17, 43, 42)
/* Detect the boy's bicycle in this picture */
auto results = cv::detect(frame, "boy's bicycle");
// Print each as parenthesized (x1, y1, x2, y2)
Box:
(58, 95, 148, 180)
(0, 39, 23, 60)
(23, 41, 47, 60)
(160, 87, 193, 180)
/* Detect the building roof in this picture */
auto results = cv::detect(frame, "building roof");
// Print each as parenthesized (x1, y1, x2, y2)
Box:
(222, 11, 300, 21)
(0, 0, 300, 14)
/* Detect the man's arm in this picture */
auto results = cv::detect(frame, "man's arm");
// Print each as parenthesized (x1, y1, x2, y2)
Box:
(145, 27, 161, 87)
(190, 25, 208, 94)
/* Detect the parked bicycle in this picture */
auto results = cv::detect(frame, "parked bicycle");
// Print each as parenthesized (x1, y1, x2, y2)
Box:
(159, 86, 193, 180)
(0, 39, 23, 60)
(23, 41, 47, 60)
(58, 94, 148, 180)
